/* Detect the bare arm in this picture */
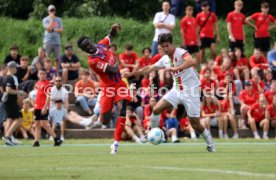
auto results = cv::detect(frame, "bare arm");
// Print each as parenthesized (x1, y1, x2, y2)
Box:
(245, 16, 257, 30)
(167, 54, 196, 73)
(227, 22, 235, 42)
(214, 22, 220, 42)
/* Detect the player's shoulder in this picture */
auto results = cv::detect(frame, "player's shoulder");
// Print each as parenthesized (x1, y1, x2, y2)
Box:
(175, 47, 189, 57)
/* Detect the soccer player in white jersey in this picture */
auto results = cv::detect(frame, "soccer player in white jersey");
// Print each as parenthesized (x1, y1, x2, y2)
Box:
(127, 33, 215, 152)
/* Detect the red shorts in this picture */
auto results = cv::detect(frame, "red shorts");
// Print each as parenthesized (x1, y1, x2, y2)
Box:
(100, 80, 132, 114)
(180, 118, 190, 129)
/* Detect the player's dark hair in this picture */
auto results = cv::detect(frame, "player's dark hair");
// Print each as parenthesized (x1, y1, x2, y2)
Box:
(77, 36, 89, 47)
(158, 33, 173, 44)
(110, 44, 117, 50)
(142, 47, 151, 54)
(125, 44, 134, 51)
(261, 2, 269, 8)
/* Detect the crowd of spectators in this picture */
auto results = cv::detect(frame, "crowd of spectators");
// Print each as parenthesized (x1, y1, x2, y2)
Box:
(1, 0, 276, 145)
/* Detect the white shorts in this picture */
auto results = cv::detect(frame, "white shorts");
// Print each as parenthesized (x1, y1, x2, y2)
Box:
(163, 88, 200, 118)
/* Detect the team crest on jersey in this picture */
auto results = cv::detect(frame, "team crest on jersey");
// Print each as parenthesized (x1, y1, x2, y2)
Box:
(96, 62, 105, 69)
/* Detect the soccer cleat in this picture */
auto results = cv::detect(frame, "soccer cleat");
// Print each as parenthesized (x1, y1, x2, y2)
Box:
(33, 141, 40, 147)
(54, 138, 63, 146)
(110, 143, 119, 155)
(206, 144, 216, 152)
(2, 136, 15, 146)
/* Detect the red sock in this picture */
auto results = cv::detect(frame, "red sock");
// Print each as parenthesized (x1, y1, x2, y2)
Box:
(114, 117, 126, 141)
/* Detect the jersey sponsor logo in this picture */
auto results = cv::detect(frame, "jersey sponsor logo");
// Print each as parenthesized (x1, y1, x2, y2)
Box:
(96, 62, 105, 70)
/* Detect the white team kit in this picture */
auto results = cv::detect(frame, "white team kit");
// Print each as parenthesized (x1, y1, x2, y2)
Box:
(155, 48, 201, 117)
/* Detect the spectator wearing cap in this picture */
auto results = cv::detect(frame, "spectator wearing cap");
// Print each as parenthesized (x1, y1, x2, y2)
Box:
(4, 45, 21, 65)
(267, 42, 276, 80)
(60, 44, 80, 83)
(31, 47, 46, 77)
(42, 4, 63, 70)
(239, 80, 259, 129)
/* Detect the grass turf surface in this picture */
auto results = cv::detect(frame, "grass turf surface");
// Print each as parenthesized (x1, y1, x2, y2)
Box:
(1, 139, 276, 180)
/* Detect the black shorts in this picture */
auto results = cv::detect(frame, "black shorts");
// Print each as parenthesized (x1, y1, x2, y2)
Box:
(186, 45, 199, 54)
(254, 37, 270, 52)
(34, 109, 49, 121)
(4, 102, 21, 119)
(200, 38, 215, 49)
(68, 71, 79, 80)
(229, 40, 244, 52)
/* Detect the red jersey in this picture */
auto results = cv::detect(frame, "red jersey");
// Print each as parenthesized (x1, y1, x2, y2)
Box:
(226, 11, 245, 40)
(268, 105, 276, 119)
(235, 57, 248, 67)
(196, 11, 217, 38)
(200, 78, 217, 91)
(239, 89, 259, 106)
(179, 117, 190, 129)
(180, 16, 197, 46)
(264, 90, 276, 105)
(202, 103, 219, 115)
(88, 37, 121, 87)
(129, 116, 137, 123)
(250, 12, 275, 38)
(250, 79, 265, 92)
(219, 81, 236, 94)
(35, 80, 50, 110)
(220, 99, 230, 113)
(151, 53, 162, 65)
(250, 103, 266, 122)
(215, 55, 223, 66)
(213, 66, 234, 81)
(139, 56, 152, 68)
(119, 51, 139, 71)
(249, 55, 268, 69)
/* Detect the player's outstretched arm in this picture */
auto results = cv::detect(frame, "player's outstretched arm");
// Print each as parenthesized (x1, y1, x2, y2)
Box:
(125, 64, 160, 78)
(168, 54, 196, 73)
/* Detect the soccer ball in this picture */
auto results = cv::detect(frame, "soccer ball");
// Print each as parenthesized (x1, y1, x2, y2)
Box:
(147, 128, 164, 145)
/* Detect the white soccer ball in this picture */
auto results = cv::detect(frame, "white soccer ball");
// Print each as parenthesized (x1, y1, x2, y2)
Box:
(147, 128, 164, 145)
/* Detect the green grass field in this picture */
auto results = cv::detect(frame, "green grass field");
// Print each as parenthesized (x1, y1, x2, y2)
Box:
(1, 139, 276, 180)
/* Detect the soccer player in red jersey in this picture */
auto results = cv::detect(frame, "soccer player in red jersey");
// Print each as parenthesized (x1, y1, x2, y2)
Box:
(196, 1, 220, 63)
(226, 0, 246, 52)
(77, 24, 132, 154)
(33, 69, 62, 147)
(245, 2, 276, 57)
(247, 95, 269, 139)
(180, 5, 200, 64)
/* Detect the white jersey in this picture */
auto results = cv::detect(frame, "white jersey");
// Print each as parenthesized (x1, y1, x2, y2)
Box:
(154, 48, 200, 91)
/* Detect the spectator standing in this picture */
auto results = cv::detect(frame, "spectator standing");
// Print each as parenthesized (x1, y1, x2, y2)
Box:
(245, 2, 276, 57)
(151, 0, 175, 56)
(180, 5, 201, 65)
(196, 1, 220, 63)
(267, 42, 276, 80)
(226, 0, 246, 52)
(42, 4, 64, 70)
(60, 45, 80, 83)
(4, 45, 21, 65)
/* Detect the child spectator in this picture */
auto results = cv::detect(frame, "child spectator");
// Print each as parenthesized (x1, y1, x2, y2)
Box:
(239, 80, 260, 129)
(219, 73, 236, 96)
(49, 99, 67, 141)
(31, 47, 46, 75)
(119, 44, 139, 72)
(247, 95, 269, 139)
(233, 48, 249, 81)
(214, 48, 229, 66)
(163, 108, 180, 143)
(213, 58, 234, 82)
(201, 95, 222, 137)
(267, 95, 276, 138)
(128, 83, 143, 120)
(177, 105, 197, 139)
(20, 99, 35, 139)
(16, 56, 31, 84)
(143, 97, 157, 131)
(4, 45, 21, 65)
(139, 47, 152, 68)
(33, 68, 62, 147)
(45, 58, 57, 83)
(200, 60, 215, 79)
(75, 69, 97, 115)
(264, 70, 273, 92)
(200, 67, 217, 95)
(249, 48, 269, 77)
(250, 74, 265, 94)
(122, 106, 146, 143)
(264, 80, 276, 105)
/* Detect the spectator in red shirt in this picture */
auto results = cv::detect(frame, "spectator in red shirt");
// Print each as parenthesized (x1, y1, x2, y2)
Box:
(201, 67, 217, 95)
(264, 80, 276, 105)
(233, 48, 249, 81)
(245, 2, 276, 57)
(196, 1, 220, 63)
(268, 95, 276, 137)
(180, 5, 200, 64)
(143, 97, 157, 131)
(109, 44, 119, 62)
(139, 47, 152, 68)
(250, 74, 265, 93)
(213, 57, 234, 82)
(226, 0, 246, 52)
(200, 60, 215, 79)
(119, 44, 139, 72)
(201, 95, 222, 137)
(239, 80, 260, 128)
(214, 48, 228, 66)
(247, 95, 269, 139)
(249, 48, 269, 77)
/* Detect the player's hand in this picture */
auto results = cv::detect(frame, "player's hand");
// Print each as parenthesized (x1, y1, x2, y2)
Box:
(253, 25, 258, 31)
(166, 67, 179, 73)
(230, 36, 236, 42)
(41, 107, 47, 115)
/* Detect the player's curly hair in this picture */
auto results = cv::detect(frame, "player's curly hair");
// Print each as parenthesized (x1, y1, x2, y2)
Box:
(158, 33, 173, 44)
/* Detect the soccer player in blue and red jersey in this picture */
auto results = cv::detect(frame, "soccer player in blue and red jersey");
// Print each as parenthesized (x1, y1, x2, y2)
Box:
(77, 24, 132, 154)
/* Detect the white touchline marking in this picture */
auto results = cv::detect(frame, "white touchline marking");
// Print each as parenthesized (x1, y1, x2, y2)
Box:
(146, 166, 276, 178)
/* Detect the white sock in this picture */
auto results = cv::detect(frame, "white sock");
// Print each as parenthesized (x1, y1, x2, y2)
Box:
(133, 135, 140, 142)
(201, 129, 213, 146)
(219, 130, 223, 138)
(191, 131, 196, 139)
(172, 135, 178, 142)
(80, 118, 90, 126)
(150, 114, 160, 128)
(253, 131, 259, 137)
(263, 131, 268, 137)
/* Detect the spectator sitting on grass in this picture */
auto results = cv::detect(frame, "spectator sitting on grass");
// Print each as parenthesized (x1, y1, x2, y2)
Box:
(177, 105, 197, 140)
(75, 69, 97, 116)
(60, 44, 80, 83)
(49, 99, 67, 141)
(19, 99, 35, 139)
(247, 95, 269, 139)
(4, 44, 21, 65)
